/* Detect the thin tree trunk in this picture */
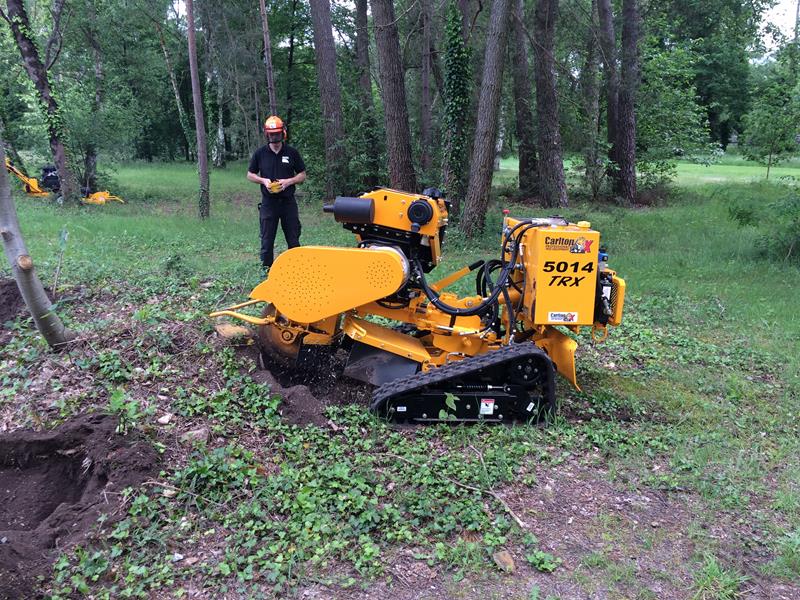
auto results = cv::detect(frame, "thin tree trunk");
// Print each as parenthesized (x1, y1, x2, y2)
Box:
(286, 0, 298, 128)
(155, 22, 195, 160)
(420, 0, 433, 174)
(310, 0, 348, 198)
(186, 0, 210, 219)
(533, 0, 567, 208)
(201, 4, 226, 168)
(581, 0, 602, 199)
(355, 0, 380, 187)
(214, 72, 225, 168)
(258, 0, 278, 115)
(511, 0, 538, 200)
(493, 107, 506, 171)
(459, 0, 512, 236)
(615, 0, 638, 203)
(597, 0, 619, 172)
(371, 0, 417, 192)
(84, 4, 103, 192)
(0, 139, 74, 348)
(6, 0, 78, 203)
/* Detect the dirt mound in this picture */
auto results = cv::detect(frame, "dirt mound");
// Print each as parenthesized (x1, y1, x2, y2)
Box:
(0, 413, 158, 600)
(242, 346, 371, 427)
(0, 278, 24, 328)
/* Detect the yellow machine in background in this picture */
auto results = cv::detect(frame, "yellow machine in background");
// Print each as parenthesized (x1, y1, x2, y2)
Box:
(5, 157, 124, 205)
(212, 187, 625, 423)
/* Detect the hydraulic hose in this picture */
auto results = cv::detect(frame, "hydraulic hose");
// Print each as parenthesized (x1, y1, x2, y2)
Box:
(415, 218, 543, 317)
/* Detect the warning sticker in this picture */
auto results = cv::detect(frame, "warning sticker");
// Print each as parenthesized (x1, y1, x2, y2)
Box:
(548, 311, 578, 323)
(480, 399, 495, 415)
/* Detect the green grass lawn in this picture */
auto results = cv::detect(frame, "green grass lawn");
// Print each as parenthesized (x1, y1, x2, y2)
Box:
(3, 155, 800, 598)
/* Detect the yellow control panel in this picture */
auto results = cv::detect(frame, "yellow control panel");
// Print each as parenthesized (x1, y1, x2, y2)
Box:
(510, 219, 600, 326)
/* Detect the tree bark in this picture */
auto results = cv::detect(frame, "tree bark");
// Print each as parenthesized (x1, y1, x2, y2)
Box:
(615, 0, 639, 203)
(459, 0, 512, 236)
(597, 0, 619, 171)
(309, 0, 348, 198)
(186, 0, 210, 219)
(510, 0, 538, 200)
(371, 0, 417, 192)
(420, 0, 433, 174)
(0, 138, 74, 348)
(258, 0, 278, 115)
(533, 0, 567, 208)
(6, 0, 78, 203)
(581, 0, 602, 200)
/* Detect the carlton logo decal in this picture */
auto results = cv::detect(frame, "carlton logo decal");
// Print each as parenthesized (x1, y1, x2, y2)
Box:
(545, 236, 593, 254)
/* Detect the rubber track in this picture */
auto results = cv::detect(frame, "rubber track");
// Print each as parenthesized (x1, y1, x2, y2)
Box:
(370, 343, 552, 413)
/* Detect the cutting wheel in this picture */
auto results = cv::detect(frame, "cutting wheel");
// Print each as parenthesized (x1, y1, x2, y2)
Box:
(256, 304, 303, 368)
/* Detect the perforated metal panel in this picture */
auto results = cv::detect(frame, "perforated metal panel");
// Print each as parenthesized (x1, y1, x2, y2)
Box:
(249, 246, 409, 323)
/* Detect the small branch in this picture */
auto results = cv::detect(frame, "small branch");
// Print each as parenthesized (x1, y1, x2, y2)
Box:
(380, 453, 529, 529)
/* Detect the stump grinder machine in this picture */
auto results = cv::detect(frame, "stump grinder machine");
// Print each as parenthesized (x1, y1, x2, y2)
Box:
(5, 157, 124, 205)
(211, 187, 625, 423)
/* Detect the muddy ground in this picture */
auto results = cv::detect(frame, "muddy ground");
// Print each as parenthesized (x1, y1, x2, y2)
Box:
(0, 413, 158, 600)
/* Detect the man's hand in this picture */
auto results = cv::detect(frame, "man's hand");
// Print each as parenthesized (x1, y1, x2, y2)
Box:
(262, 177, 272, 187)
(276, 178, 293, 191)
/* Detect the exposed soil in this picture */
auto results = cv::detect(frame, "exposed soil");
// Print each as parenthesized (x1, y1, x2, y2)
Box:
(0, 278, 24, 334)
(243, 344, 371, 427)
(0, 413, 158, 600)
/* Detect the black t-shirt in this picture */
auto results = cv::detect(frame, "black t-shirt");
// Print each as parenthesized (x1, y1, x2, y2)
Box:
(248, 144, 306, 202)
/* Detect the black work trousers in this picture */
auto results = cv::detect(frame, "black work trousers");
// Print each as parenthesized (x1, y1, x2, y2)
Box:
(259, 197, 301, 268)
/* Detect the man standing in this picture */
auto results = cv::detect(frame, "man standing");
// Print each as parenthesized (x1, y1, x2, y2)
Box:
(247, 115, 307, 271)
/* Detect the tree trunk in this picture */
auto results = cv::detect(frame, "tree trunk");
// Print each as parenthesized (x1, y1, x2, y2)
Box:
(355, 0, 380, 187)
(493, 107, 506, 172)
(597, 0, 619, 171)
(258, 0, 278, 115)
(214, 71, 226, 168)
(83, 3, 103, 192)
(0, 139, 74, 348)
(201, 4, 226, 168)
(581, 0, 602, 200)
(420, 0, 433, 175)
(309, 0, 348, 198)
(615, 0, 639, 203)
(6, 0, 78, 203)
(356, 0, 373, 109)
(286, 0, 298, 128)
(533, 0, 568, 208)
(186, 0, 210, 219)
(441, 0, 471, 217)
(510, 0, 537, 200)
(371, 0, 417, 192)
(459, 0, 512, 236)
(154, 21, 195, 160)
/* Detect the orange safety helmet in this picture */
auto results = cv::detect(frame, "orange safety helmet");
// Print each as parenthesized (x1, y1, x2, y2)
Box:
(263, 115, 287, 141)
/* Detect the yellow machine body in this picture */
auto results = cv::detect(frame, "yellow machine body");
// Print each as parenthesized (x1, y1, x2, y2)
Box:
(212, 187, 626, 422)
(249, 246, 409, 323)
(5, 158, 48, 196)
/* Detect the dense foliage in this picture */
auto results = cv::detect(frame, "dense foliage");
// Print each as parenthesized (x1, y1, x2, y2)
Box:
(0, 0, 796, 202)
